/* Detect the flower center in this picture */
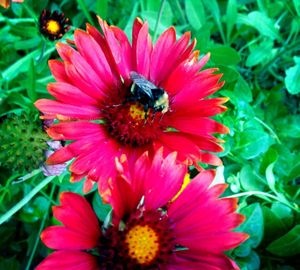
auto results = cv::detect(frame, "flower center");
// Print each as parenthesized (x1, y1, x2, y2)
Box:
(46, 19, 60, 34)
(125, 225, 160, 265)
(97, 210, 175, 269)
(129, 104, 146, 121)
(102, 99, 166, 147)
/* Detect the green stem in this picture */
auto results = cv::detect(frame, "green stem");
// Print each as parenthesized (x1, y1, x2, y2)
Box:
(0, 17, 35, 24)
(12, 168, 42, 184)
(22, 3, 38, 22)
(25, 184, 56, 270)
(254, 116, 281, 144)
(225, 191, 299, 212)
(76, 0, 94, 25)
(0, 176, 55, 225)
(174, 0, 187, 24)
(153, 0, 166, 41)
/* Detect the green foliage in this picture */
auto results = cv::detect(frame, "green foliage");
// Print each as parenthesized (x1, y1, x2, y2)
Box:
(0, 0, 299, 269)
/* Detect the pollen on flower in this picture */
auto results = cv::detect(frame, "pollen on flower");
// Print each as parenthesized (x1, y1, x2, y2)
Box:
(46, 19, 61, 34)
(125, 225, 160, 265)
(103, 100, 165, 147)
(129, 104, 146, 121)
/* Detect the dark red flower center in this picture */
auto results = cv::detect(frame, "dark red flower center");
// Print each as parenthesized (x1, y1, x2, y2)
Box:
(102, 89, 168, 147)
(97, 210, 174, 269)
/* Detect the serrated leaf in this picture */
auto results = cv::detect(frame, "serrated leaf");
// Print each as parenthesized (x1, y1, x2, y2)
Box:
(185, 0, 205, 30)
(267, 225, 300, 256)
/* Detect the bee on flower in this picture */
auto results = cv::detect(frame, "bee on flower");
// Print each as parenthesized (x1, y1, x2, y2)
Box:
(35, 17, 229, 193)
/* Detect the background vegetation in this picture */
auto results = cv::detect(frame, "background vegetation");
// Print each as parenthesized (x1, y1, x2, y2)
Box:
(0, 0, 299, 269)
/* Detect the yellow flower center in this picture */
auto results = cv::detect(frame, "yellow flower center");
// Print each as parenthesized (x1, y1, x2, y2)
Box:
(129, 104, 146, 121)
(46, 19, 60, 34)
(125, 225, 160, 265)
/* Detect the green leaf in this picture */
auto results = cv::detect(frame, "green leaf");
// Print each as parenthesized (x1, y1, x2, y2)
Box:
(201, 0, 225, 42)
(209, 46, 241, 65)
(26, 59, 37, 102)
(76, 0, 94, 25)
(235, 129, 272, 160)
(185, 0, 205, 30)
(293, 0, 300, 16)
(235, 250, 260, 270)
(95, 0, 108, 19)
(259, 148, 278, 174)
(266, 162, 276, 193)
(262, 206, 287, 243)
(267, 225, 300, 256)
(240, 165, 265, 191)
(216, 65, 239, 83)
(246, 39, 274, 67)
(234, 77, 253, 103)
(226, 0, 238, 42)
(0, 257, 20, 270)
(237, 11, 282, 40)
(238, 203, 264, 248)
(92, 192, 112, 222)
(271, 202, 294, 228)
(285, 57, 300, 95)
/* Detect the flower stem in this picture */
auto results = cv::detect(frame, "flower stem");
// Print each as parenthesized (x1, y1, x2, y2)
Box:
(0, 176, 55, 225)
(25, 184, 56, 270)
(225, 191, 299, 212)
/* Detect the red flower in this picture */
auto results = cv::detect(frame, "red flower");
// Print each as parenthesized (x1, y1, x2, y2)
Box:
(37, 150, 247, 270)
(35, 17, 228, 193)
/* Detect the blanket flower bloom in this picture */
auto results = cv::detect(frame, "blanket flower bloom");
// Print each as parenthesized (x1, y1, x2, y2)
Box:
(37, 150, 247, 270)
(35, 17, 228, 192)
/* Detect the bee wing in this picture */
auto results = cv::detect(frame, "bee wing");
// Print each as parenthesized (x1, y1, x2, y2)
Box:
(130, 71, 157, 89)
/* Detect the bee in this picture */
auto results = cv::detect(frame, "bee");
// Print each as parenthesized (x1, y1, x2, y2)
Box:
(129, 72, 169, 115)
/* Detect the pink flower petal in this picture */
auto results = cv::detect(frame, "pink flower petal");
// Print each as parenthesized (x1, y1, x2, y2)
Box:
(150, 27, 176, 84)
(52, 192, 101, 239)
(47, 82, 99, 105)
(170, 252, 240, 270)
(47, 122, 105, 140)
(143, 150, 187, 210)
(133, 21, 152, 77)
(48, 60, 70, 83)
(41, 226, 98, 250)
(36, 251, 98, 270)
(64, 62, 107, 101)
(74, 29, 119, 89)
(35, 99, 101, 120)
